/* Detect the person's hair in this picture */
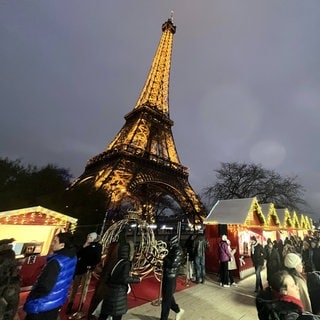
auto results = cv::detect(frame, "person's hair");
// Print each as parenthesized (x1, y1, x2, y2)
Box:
(284, 266, 303, 280)
(56, 232, 74, 249)
(269, 270, 294, 294)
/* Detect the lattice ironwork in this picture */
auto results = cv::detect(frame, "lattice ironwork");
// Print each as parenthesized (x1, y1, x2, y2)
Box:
(72, 16, 206, 223)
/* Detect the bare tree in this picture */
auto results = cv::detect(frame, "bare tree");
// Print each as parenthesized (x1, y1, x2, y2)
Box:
(202, 162, 306, 211)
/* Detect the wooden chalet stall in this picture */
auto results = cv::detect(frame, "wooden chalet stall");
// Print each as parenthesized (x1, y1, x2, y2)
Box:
(261, 203, 281, 243)
(204, 197, 266, 279)
(277, 208, 294, 241)
(0, 206, 77, 289)
(300, 214, 312, 232)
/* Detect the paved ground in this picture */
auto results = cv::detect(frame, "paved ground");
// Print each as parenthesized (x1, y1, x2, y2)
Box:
(121, 270, 265, 320)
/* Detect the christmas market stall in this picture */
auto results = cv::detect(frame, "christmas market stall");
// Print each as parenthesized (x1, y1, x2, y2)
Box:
(204, 197, 266, 279)
(0, 206, 77, 289)
(300, 214, 312, 232)
(260, 203, 281, 242)
(276, 208, 293, 240)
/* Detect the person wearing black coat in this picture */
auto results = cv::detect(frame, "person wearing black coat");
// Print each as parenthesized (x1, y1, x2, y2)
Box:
(67, 232, 102, 314)
(98, 242, 140, 320)
(265, 241, 281, 285)
(251, 236, 266, 293)
(160, 235, 185, 320)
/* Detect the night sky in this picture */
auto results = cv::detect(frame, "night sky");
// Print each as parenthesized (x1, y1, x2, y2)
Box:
(1, 1, 320, 218)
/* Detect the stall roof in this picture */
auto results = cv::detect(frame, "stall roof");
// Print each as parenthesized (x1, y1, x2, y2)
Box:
(0, 206, 78, 225)
(276, 208, 292, 228)
(204, 197, 265, 225)
(260, 203, 280, 227)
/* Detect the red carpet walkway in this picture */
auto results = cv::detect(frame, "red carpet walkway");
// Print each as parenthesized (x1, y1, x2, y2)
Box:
(18, 275, 194, 319)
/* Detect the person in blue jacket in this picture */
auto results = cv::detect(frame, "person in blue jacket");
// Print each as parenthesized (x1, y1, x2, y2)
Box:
(24, 232, 77, 320)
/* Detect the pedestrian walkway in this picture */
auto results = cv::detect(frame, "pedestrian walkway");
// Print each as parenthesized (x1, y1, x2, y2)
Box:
(122, 270, 263, 320)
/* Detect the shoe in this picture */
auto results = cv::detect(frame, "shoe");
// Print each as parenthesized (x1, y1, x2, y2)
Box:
(219, 282, 222, 286)
(231, 282, 237, 287)
(201, 280, 205, 284)
(176, 308, 185, 320)
(223, 284, 230, 287)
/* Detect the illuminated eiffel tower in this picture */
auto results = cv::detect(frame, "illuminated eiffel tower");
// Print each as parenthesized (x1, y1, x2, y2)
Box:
(72, 15, 206, 224)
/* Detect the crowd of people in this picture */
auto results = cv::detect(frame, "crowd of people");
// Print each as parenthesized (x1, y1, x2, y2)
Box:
(4, 229, 320, 320)
(2, 230, 189, 320)
(253, 234, 320, 319)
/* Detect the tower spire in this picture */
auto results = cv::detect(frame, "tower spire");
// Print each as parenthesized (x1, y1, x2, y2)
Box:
(134, 15, 176, 116)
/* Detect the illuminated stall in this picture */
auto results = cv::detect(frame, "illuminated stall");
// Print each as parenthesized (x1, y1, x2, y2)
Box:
(204, 197, 266, 279)
(277, 208, 293, 240)
(0, 206, 77, 289)
(300, 214, 312, 231)
(261, 203, 281, 242)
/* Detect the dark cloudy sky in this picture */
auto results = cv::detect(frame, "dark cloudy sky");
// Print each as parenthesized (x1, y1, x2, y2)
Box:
(1, 1, 320, 218)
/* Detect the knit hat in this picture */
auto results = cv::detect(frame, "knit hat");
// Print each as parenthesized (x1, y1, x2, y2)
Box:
(284, 253, 302, 269)
(88, 232, 98, 241)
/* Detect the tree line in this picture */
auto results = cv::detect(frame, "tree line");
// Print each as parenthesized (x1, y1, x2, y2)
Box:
(0, 158, 310, 233)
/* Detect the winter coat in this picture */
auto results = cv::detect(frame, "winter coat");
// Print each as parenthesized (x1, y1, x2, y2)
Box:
(256, 287, 319, 320)
(163, 243, 184, 278)
(75, 241, 102, 275)
(302, 248, 314, 273)
(100, 258, 140, 317)
(251, 243, 266, 267)
(307, 271, 320, 314)
(228, 245, 237, 271)
(185, 235, 196, 261)
(293, 274, 312, 313)
(285, 268, 312, 313)
(218, 240, 231, 263)
(193, 235, 209, 258)
(256, 287, 303, 320)
(312, 247, 320, 271)
(266, 248, 281, 282)
(24, 249, 77, 314)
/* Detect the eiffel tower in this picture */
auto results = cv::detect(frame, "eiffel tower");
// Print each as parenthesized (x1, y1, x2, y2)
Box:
(72, 15, 206, 224)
